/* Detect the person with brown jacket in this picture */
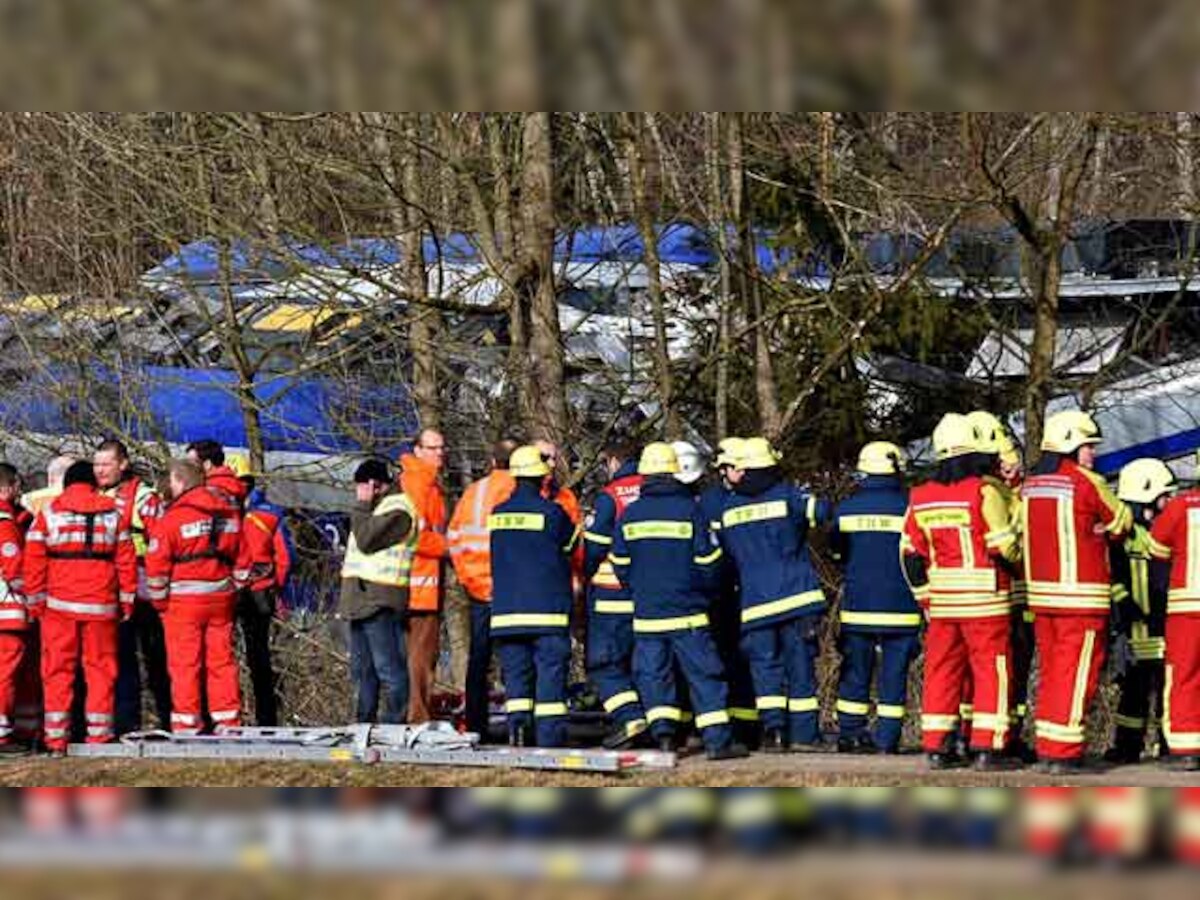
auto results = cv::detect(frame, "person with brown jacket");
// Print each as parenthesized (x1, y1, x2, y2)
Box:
(340, 459, 418, 724)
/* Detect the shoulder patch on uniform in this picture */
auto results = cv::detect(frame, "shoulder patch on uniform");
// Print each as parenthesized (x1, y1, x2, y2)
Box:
(1, 542, 17, 558)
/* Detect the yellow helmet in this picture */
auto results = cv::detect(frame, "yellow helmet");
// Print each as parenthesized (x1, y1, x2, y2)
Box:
(226, 451, 252, 478)
(736, 437, 781, 470)
(931, 413, 977, 461)
(965, 411, 1010, 455)
(510, 445, 550, 477)
(639, 442, 680, 476)
(715, 437, 745, 468)
(1117, 458, 1176, 504)
(857, 441, 906, 475)
(1041, 410, 1103, 454)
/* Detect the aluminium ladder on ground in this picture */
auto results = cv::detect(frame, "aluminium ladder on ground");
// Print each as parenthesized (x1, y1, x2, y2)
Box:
(67, 724, 677, 774)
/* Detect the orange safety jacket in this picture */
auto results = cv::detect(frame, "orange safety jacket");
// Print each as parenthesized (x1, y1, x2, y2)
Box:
(400, 453, 448, 613)
(1022, 459, 1132, 615)
(902, 475, 1019, 620)
(448, 470, 585, 602)
(1148, 489, 1200, 615)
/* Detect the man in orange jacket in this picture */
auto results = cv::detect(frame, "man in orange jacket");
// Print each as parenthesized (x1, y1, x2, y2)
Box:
(24, 461, 138, 756)
(448, 439, 518, 735)
(400, 429, 450, 723)
(145, 459, 245, 734)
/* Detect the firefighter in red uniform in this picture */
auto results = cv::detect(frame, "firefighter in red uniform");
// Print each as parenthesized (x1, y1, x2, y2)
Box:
(1147, 465, 1200, 770)
(145, 459, 244, 734)
(902, 413, 1020, 770)
(1023, 410, 1132, 772)
(0, 464, 31, 754)
(24, 461, 137, 756)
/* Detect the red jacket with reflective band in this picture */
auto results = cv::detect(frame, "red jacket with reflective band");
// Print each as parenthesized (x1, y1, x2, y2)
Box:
(1148, 489, 1200, 615)
(902, 476, 1012, 620)
(108, 476, 163, 556)
(23, 484, 137, 620)
(0, 499, 28, 631)
(145, 486, 244, 610)
(240, 507, 290, 592)
(1022, 460, 1132, 615)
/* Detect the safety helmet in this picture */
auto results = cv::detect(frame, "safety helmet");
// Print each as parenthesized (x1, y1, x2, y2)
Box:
(1117, 458, 1177, 505)
(965, 410, 1013, 456)
(736, 437, 781, 470)
(857, 441, 906, 476)
(672, 441, 704, 485)
(715, 437, 745, 468)
(639, 442, 681, 476)
(509, 445, 550, 478)
(931, 413, 977, 461)
(1041, 410, 1103, 454)
(226, 451, 252, 478)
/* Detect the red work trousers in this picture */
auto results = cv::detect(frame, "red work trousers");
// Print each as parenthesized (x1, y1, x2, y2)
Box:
(0, 631, 24, 743)
(921, 616, 1012, 753)
(41, 612, 118, 750)
(1033, 613, 1107, 760)
(1165, 613, 1200, 757)
(164, 602, 241, 733)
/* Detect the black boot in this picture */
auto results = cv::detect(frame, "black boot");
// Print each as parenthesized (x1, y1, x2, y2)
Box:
(657, 731, 678, 754)
(927, 750, 966, 770)
(1045, 757, 1084, 775)
(837, 734, 877, 755)
(762, 728, 787, 754)
(1176, 755, 1200, 771)
(707, 742, 750, 761)
(603, 719, 648, 751)
(974, 751, 1022, 771)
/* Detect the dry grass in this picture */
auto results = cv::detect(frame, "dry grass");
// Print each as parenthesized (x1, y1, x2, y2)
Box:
(1, 754, 1196, 787)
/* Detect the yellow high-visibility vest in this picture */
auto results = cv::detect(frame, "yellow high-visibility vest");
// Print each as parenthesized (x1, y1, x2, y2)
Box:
(341, 492, 418, 587)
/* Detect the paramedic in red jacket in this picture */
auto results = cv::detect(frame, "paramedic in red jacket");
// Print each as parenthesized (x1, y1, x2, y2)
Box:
(185, 440, 250, 508)
(145, 459, 244, 734)
(0, 464, 31, 754)
(23, 461, 137, 755)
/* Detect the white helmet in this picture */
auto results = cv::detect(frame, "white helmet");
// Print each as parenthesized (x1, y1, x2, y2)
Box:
(672, 441, 704, 485)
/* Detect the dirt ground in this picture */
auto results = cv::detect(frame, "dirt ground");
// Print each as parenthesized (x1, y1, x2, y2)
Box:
(1, 751, 1197, 787)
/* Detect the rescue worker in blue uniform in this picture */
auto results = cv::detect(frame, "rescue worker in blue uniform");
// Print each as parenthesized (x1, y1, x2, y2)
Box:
(610, 442, 748, 760)
(583, 438, 649, 750)
(489, 445, 580, 748)
(698, 438, 760, 746)
(829, 441, 921, 754)
(718, 437, 830, 752)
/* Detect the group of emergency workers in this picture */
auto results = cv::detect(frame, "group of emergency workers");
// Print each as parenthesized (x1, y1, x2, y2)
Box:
(438, 409, 1200, 773)
(8, 408, 1200, 773)
(0, 440, 291, 756)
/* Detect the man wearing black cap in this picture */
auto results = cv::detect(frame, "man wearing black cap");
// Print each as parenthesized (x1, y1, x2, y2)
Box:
(339, 458, 418, 724)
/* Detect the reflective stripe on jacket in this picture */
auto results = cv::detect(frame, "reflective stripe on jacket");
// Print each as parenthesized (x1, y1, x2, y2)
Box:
(1023, 460, 1132, 614)
(145, 485, 244, 607)
(400, 454, 448, 612)
(342, 492, 419, 588)
(489, 482, 578, 636)
(23, 484, 137, 619)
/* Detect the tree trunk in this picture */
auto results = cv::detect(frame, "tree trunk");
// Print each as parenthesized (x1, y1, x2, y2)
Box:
(1023, 245, 1061, 457)
(707, 113, 733, 439)
(363, 112, 442, 430)
(518, 113, 568, 444)
(729, 114, 781, 436)
(627, 114, 679, 440)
